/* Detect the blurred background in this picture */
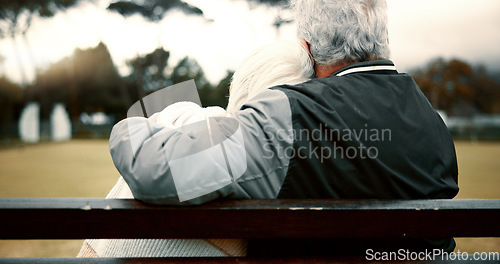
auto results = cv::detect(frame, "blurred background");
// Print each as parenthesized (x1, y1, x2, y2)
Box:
(0, 0, 499, 257)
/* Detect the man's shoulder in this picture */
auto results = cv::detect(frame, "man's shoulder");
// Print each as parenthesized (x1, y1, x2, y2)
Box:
(273, 69, 416, 97)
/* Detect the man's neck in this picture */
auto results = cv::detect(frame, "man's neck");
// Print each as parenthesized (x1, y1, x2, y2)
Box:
(314, 62, 351, 78)
(315, 57, 385, 78)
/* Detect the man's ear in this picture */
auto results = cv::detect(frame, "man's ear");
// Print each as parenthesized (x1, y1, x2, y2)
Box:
(300, 39, 314, 64)
(300, 39, 317, 76)
(300, 39, 311, 54)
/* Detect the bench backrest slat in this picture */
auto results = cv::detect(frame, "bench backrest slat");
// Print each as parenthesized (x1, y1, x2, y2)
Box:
(1, 198, 500, 239)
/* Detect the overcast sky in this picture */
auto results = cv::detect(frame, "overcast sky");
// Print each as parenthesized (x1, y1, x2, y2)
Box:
(0, 0, 499, 85)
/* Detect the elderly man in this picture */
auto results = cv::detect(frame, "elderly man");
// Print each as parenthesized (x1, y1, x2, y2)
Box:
(109, 0, 458, 256)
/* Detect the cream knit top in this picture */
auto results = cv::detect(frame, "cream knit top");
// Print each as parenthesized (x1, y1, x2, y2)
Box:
(84, 177, 247, 257)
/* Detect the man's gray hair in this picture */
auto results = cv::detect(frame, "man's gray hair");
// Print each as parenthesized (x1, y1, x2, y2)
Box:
(292, 0, 390, 66)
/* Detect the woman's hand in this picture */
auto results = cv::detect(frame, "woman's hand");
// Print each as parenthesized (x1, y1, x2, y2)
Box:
(148, 113, 160, 123)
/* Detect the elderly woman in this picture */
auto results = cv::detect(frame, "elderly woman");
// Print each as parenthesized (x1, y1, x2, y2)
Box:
(77, 40, 313, 257)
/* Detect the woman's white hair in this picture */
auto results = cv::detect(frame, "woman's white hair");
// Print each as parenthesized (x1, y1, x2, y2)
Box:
(226, 41, 314, 112)
(292, 0, 390, 66)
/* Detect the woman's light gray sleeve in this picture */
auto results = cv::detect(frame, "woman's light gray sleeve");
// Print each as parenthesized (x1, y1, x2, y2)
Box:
(109, 89, 293, 205)
(109, 117, 237, 205)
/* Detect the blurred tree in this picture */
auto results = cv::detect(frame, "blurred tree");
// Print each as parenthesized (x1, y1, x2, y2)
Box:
(107, 0, 206, 115)
(473, 66, 500, 114)
(123, 47, 172, 115)
(170, 57, 207, 86)
(168, 56, 228, 107)
(244, 0, 291, 38)
(127, 47, 171, 92)
(107, 0, 203, 21)
(72, 43, 125, 115)
(0, 0, 95, 126)
(107, 0, 292, 110)
(412, 58, 500, 116)
(199, 70, 233, 108)
(124, 50, 230, 109)
(25, 42, 126, 120)
(0, 0, 90, 85)
(246, 0, 289, 5)
(0, 54, 5, 75)
(0, 76, 23, 125)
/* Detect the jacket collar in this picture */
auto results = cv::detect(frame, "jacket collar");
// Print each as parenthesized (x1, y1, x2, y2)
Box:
(332, 60, 397, 77)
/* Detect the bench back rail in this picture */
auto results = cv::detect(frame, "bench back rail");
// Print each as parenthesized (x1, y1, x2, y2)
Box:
(1, 198, 500, 240)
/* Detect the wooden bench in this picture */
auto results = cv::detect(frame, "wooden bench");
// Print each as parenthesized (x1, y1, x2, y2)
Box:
(0, 198, 499, 263)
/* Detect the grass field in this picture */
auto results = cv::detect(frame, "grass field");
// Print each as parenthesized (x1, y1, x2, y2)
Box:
(0, 140, 499, 257)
